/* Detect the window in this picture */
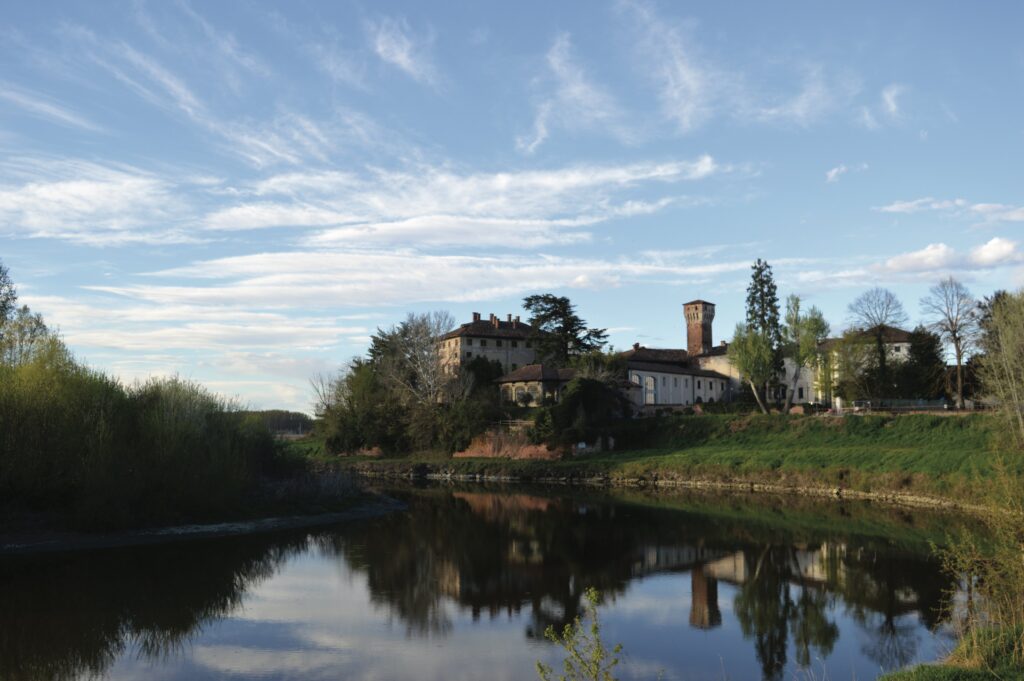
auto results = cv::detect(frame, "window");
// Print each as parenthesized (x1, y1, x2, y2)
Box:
(466, 338, 473, 346)
(466, 351, 473, 358)
(894, 345, 902, 353)
(644, 376, 656, 405)
(685, 379, 689, 387)
(673, 377, 678, 387)
(525, 341, 532, 348)
(630, 373, 641, 385)
(496, 339, 503, 347)
(480, 339, 488, 347)
(511, 341, 518, 348)
(798, 387, 804, 400)
(662, 376, 667, 386)
(721, 382, 725, 391)
(697, 380, 702, 389)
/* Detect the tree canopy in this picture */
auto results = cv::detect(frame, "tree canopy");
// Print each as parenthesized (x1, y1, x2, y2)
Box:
(522, 294, 607, 365)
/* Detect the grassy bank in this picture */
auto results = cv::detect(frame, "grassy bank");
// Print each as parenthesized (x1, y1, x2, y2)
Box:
(320, 413, 1012, 504)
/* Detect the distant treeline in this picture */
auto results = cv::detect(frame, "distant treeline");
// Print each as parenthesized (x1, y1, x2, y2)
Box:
(243, 410, 313, 434)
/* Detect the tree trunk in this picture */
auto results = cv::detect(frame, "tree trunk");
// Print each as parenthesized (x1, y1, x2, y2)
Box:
(954, 343, 965, 409)
(749, 380, 768, 414)
(783, 366, 801, 413)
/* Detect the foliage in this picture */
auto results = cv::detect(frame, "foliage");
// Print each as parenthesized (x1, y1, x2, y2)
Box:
(0, 260, 15, 326)
(977, 289, 1024, 446)
(523, 294, 608, 365)
(745, 259, 783, 375)
(728, 323, 775, 413)
(781, 295, 830, 412)
(536, 587, 622, 681)
(894, 327, 947, 400)
(538, 377, 630, 447)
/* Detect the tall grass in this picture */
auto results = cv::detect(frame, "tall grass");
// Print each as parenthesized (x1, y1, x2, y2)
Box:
(0, 340, 277, 528)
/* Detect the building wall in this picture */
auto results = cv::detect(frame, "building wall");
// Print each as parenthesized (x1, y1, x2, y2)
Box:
(440, 336, 537, 374)
(626, 368, 730, 407)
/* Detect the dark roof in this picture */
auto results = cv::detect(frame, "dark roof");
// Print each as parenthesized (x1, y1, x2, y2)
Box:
(625, 360, 730, 380)
(618, 345, 689, 364)
(442, 317, 538, 341)
(687, 342, 729, 359)
(683, 299, 715, 307)
(821, 325, 914, 349)
(496, 364, 576, 384)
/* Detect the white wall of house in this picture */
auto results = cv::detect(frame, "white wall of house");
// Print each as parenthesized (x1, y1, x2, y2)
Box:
(626, 368, 730, 407)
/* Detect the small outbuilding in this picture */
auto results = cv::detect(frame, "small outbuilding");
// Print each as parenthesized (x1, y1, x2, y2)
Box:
(496, 364, 576, 406)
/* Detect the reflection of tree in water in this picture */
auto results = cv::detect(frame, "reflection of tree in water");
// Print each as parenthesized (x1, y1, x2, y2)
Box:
(734, 546, 839, 681)
(0, 534, 310, 681)
(0, 488, 958, 681)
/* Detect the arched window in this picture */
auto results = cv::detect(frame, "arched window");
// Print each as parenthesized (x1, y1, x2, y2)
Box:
(644, 376, 656, 405)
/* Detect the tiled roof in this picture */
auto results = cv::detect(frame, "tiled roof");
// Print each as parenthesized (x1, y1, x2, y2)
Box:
(626, 360, 730, 380)
(496, 364, 576, 383)
(687, 343, 729, 358)
(441, 318, 538, 341)
(618, 345, 689, 363)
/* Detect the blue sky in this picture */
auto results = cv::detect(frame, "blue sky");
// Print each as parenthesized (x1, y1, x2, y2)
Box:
(2, 1, 1022, 412)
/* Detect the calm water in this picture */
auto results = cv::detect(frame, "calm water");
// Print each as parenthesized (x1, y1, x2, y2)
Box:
(1, 485, 962, 681)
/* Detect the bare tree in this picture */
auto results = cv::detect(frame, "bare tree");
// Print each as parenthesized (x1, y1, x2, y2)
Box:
(0, 305, 51, 366)
(378, 311, 457, 406)
(921, 277, 978, 409)
(847, 288, 909, 395)
(310, 368, 347, 417)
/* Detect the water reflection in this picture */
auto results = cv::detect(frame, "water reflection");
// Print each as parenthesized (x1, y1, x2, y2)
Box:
(0, 486, 959, 680)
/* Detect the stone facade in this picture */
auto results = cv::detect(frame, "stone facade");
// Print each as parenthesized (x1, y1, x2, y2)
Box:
(439, 312, 539, 374)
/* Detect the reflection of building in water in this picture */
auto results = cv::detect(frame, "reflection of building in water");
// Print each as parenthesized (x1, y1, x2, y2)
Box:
(703, 543, 849, 588)
(689, 565, 722, 630)
(631, 544, 728, 577)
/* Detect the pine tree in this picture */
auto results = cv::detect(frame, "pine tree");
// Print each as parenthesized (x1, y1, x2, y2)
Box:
(745, 259, 782, 403)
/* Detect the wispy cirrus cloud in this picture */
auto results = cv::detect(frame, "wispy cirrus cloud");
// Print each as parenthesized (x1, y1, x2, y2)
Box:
(202, 156, 725, 248)
(876, 197, 1024, 224)
(517, 32, 635, 154)
(0, 157, 200, 245)
(0, 83, 103, 132)
(366, 16, 439, 87)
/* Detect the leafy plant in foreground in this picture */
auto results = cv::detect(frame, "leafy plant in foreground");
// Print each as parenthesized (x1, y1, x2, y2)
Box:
(536, 587, 622, 681)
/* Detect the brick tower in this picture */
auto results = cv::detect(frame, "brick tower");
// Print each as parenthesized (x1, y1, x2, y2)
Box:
(683, 300, 715, 356)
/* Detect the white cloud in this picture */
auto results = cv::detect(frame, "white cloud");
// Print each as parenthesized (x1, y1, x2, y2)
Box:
(876, 197, 967, 214)
(878, 238, 1021, 274)
(881, 83, 905, 119)
(753, 65, 855, 126)
(517, 33, 634, 154)
(969, 237, 1018, 267)
(0, 83, 103, 131)
(876, 196, 1024, 224)
(204, 157, 722, 247)
(623, 0, 711, 132)
(367, 17, 439, 87)
(825, 165, 847, 183)
(0, 157, 197, 245)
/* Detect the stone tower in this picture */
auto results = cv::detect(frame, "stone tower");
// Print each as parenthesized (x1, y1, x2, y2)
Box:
(683, 300, 715, 356)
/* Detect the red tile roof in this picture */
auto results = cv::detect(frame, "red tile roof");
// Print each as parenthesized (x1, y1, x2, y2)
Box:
(495, 364, 576, 383)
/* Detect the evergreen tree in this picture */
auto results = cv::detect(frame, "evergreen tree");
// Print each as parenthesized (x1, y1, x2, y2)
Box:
(744, 259, 782, 403)
(522, 294, 607, 365)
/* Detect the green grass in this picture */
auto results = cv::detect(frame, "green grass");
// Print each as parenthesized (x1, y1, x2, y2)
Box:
(320, 414, 1013, 503)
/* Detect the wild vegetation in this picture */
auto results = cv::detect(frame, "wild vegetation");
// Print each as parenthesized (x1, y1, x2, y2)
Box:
(0, 260, 319, 529)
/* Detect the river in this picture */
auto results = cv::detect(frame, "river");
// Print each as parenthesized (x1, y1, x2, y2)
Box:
(0, 484, 962, 680)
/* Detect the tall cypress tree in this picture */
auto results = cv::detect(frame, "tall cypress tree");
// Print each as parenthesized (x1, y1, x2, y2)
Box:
(745, 259, 783, 401)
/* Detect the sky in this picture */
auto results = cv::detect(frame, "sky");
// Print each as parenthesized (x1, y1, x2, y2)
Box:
(2, 1, 1022, 412)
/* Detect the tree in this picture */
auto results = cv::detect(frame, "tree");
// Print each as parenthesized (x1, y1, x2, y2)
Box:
(847, 287, 909, 396)
(523, 294, 607, 365)
(978, 290, 1024, 446)
(0, 305, 51, 366)
(371, 311, 458, 406)
(781, 295, 830, 412)
(895, 326, 946, 400)
(0, 260, 16, 326)
(745, 260, 782, 404)
(728, 323, 775, 414)
(921, 277, 979, 408)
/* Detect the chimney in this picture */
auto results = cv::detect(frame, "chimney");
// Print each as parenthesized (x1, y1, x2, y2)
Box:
(490, 314, 499, 328)
(507, 313, 512, 322)
(513, 315, 520, 328)
(472, 312, 481, 322)
(633, 342, 641, 351)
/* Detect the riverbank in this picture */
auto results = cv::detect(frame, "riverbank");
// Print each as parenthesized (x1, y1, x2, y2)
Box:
(317, 414, 1014, 512)
(0, 493, 404, 555)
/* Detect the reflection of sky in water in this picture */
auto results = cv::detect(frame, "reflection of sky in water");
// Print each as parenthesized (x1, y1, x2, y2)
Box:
(96, 541, 954, 681)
